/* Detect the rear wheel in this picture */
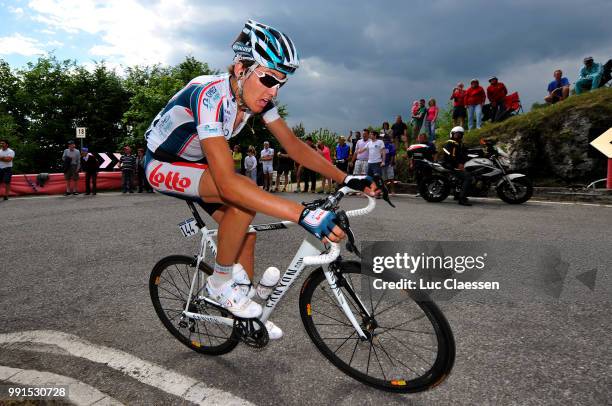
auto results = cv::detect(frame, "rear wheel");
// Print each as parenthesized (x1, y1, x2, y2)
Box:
(496, 176, 533, 204)
(149, 255, 238, 355)
(299, 262, 455, 393)
(419, 175, 450, 202)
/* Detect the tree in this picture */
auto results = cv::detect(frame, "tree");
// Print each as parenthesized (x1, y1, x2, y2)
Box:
(122, 57, 218, 147)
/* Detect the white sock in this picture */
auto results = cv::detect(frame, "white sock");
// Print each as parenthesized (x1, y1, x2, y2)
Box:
(210, 262, 233, 285)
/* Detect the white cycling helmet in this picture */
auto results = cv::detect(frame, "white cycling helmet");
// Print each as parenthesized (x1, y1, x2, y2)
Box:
(450, 126, 465, 138)
(232, 20, 300, 76)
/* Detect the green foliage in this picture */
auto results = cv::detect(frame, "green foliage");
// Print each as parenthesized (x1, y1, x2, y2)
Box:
(122, 58, 219, 148)
(307, 128, 338, 147)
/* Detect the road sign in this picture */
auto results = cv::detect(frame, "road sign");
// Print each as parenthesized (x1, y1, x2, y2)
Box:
(76, 127, 87, 139)
(95, 152, 120, 171)
(590, 128, 612, 189)
(590, 128, 612, 158)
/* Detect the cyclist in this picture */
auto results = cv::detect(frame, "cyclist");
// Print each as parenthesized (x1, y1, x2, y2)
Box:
(144, 20, 377, 338)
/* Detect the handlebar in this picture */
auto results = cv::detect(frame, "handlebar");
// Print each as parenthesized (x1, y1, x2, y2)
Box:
(301, 175, 393, 265)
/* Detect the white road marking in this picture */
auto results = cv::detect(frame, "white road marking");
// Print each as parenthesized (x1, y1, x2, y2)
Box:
(0, 330, 254, 406)
(0, 365, 123, 405)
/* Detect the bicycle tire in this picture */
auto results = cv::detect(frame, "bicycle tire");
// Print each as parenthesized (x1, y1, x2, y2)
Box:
(299, 261, 455, 393)
(149, 255, 238, 355)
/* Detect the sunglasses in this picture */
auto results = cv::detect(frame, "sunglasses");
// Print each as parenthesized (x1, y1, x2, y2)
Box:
(254, 69, 287, 89)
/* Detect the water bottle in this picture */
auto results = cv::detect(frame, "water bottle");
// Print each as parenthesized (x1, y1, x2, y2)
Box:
(232, 263, 255, 299)
(256, 267, 280, 300)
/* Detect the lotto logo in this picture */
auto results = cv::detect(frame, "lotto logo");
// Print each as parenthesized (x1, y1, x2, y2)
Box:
(149, 163, 192, 192)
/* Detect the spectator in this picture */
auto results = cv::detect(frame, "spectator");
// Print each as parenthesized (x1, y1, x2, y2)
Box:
(135, 147, 153, 193)
(486, 76, 508, 122)
(232, 145, 243, 174)
(544, 69, 571, 104)
(390, 116, 407, 149)
(351, 129, 370, 175)
(275, 148, 292, 192)
(118, 145, 136, 193)
(244, 146, 258, 184)
(80, 147, 100, 195)
(408, 133, 437, 196)
(450, 83, 466, 127)
(424, 98, 439, 142)
(335, 136, 351, 174)
(358, 130, 386, 178)
(412, 99, 427, 138)
(0, 139, 15, 201)
(62, 140, 81, 196)
(260, 141, 274, 191)
(316, 140, 333, 193)
(382, 135, 396, 195)
(464, 79, 486, 130)
(348, 130, 360, 170)
(575, 56, 604, 95)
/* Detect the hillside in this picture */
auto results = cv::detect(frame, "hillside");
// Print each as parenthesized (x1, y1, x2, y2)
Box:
(466, 87, 612, 183)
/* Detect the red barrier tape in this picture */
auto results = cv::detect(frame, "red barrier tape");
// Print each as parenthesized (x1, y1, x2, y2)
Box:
(8, 172, 122, 196)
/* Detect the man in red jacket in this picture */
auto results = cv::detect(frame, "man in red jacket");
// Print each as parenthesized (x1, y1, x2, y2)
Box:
(464, 79, 486, 130)
(487, 76, 508, 122)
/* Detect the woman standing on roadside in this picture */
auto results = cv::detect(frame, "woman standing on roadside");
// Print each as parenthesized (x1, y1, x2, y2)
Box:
(424, 98, 439, 142)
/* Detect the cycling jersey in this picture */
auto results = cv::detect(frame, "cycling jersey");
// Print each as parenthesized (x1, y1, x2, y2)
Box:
(143, 73, 280, 208)
(145, 73, 280, 162)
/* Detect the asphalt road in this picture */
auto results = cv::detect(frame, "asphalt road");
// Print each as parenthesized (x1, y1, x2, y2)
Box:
(1, 192, 610, 405)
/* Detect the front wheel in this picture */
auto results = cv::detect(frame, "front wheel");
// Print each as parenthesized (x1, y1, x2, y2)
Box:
(419, 175, 451, 202)
(299, 262, 455, 393)
(496, 176, 533, 204)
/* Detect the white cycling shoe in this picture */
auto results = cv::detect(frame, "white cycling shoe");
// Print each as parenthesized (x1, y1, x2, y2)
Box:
(232, 264, 283, 340)
(206, 275, 262, 319)
(262, 320, 283, 340)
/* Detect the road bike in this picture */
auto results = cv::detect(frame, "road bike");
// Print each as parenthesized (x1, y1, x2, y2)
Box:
(149, 180, 455, 392)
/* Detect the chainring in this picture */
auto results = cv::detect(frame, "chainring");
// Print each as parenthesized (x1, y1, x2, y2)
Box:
(232, 317, 269, 349)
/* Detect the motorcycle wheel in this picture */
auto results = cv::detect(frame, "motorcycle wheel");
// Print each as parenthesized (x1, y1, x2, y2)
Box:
(419, 175, 450, 202)
(496, 176, 533, 204)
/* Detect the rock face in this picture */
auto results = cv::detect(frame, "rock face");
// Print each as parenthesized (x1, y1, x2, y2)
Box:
(478, 88, 612, 183)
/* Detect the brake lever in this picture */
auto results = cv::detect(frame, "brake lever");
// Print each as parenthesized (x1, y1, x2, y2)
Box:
(335, 210, 361, 257)
(372, 175, 396, 208)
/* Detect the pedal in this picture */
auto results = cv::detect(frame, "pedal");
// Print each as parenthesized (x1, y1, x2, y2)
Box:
(232, 317, 269, 349)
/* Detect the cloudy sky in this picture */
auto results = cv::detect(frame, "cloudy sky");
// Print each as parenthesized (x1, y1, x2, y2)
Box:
(1, 0, 611, 133)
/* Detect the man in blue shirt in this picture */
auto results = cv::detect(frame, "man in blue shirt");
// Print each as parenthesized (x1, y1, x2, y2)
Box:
(544, 69, 570, 104)
(335, 136, 351, 173)
(575, 56, 603, 95)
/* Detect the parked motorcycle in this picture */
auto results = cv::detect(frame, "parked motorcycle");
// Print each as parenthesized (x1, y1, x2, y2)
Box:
(415, 140, 533, 204)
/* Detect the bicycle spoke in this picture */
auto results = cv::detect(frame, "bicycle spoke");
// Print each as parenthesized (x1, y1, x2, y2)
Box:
(372, 286, 388, 313)
(381, 313, 427, 330)
(318, 286, 353, 321)
(366, 340, 373, 375)
(164, 271, 189, 298)
(374, 296, 412, 318)
(371, 342, 387, 381)
(348, 337, 359, 367)
(382, 330, 435, 366)
(157, 285, 184, 302)
(375, 338, 420, 375)
(174, 264, 192, 290)
(158, 296, 185, 302)
(311, 308, 352, 327)
(332, 331, 357, 354)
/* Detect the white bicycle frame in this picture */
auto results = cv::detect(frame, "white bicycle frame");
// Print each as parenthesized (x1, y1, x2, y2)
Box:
(181, 186, 376, 340)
